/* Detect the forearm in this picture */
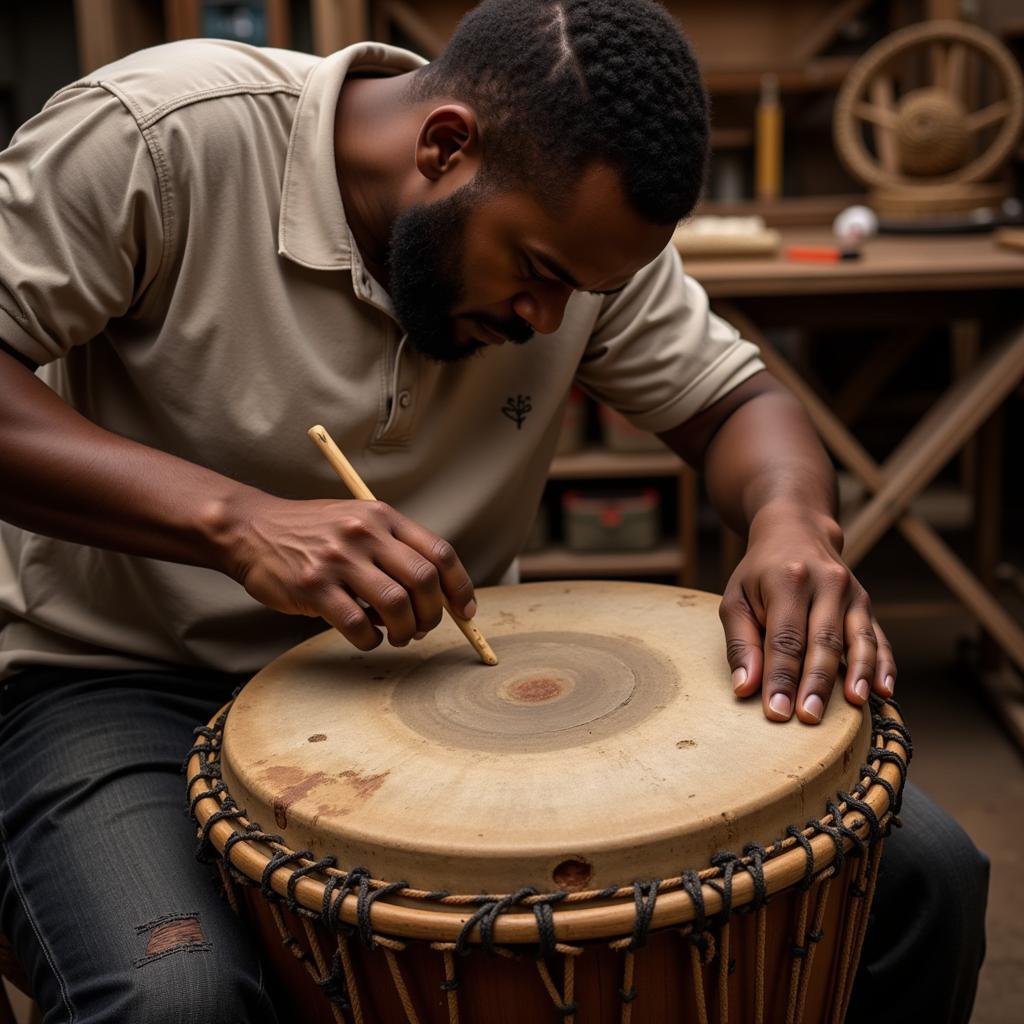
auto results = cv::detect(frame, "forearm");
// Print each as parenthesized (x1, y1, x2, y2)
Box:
(703, 385, 839, 541)
(0, 349, 255, 573)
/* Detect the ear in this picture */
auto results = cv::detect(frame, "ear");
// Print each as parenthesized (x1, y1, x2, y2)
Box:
(414, 104, 480, 181)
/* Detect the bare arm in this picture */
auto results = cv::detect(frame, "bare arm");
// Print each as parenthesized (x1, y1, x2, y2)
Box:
(0, 347, 477, 650)
(660, 370, 896, 724)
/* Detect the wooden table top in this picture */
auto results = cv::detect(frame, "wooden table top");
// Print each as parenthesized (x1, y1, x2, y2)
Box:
(683, 227, 1024, 299)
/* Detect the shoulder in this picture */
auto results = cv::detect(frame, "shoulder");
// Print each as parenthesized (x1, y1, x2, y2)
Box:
(53, 39, 317, 129)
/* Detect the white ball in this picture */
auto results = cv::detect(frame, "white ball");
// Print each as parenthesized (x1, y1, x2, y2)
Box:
(833, 205, 879, 243)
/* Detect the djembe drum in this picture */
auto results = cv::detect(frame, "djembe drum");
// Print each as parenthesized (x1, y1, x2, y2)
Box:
(186, 581, 910, 1024)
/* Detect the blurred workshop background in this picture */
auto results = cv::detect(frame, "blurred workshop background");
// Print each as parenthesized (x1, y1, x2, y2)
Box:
(2, 2, 1023, 1021)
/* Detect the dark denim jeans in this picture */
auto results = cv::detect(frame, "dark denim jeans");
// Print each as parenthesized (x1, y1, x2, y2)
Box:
(0, 668, 988, 1023)
(0, 669, 278, 1024)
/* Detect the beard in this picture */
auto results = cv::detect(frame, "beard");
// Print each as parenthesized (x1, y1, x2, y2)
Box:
(385, 180, 535, 363)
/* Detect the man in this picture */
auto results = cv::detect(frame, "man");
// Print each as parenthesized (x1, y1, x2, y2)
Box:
(0, 1, 986, 1021)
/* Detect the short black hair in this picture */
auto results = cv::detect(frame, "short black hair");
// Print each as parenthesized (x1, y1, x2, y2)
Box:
(409, 0, 709, 225)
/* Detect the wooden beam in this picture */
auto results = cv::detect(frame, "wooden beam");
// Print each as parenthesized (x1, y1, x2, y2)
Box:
(385, 0, 447, 58)
(793, 0, 871, 65)
(266, 0, 291, 48)
(163, 0, 202, 41)
(927, 0, 962, 20)
(311, 0, 369, 56)
(74, 0, 163, 72)
(842, 327, 1024, 563)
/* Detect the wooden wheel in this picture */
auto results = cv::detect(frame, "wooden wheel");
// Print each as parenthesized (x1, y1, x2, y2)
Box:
(834, 20, 1024, 188)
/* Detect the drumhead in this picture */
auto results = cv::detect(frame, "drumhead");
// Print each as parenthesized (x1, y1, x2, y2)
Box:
(221, 581, 871, 894)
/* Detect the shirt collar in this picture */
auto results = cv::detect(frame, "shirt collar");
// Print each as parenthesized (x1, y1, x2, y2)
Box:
(277, 42, 426, 273)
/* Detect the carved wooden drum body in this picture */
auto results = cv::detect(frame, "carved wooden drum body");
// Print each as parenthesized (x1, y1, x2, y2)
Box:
(186, 582, 910, 1024)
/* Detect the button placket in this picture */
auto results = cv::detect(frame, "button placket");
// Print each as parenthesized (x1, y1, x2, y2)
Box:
(378, 333, 416, 444)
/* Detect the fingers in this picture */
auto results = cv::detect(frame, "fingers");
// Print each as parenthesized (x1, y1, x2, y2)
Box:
(872, 617, 896, 698)
(389, 511, 476, 617)
(719, 588, 764, 699)
(316, 588, 383, 652)
(760, 579, 811, 722)
(345, 563, 422, 646)
(720, 539, 895, 726)
(329, 502, 474, 646)
(842, 598, 878, 708)
(241, 496, 476, 652)
(795, 605, 844, 724)
(371, 546, 446, 638)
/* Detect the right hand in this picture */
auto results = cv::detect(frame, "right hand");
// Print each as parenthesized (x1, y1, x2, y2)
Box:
(220, 494, 476, 651)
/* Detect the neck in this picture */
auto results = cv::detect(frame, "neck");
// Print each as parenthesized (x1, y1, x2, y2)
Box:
(334, 72, 420, 288)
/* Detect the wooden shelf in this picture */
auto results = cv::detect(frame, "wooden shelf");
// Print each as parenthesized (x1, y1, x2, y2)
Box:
(702, 58, 858, 95)
(519, 543, 684, 580)
(695, 195, 865, 228)
(548, 447, 680, 480)
(710, 127, 755, 150)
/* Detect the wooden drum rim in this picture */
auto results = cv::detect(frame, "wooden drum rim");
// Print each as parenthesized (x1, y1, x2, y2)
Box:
(186, 698, 909, 946)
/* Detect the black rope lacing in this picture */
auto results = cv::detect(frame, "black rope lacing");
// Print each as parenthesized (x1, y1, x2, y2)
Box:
(320, 867, 370, 935)
(708, 852, 740, 917)
(839, 791, 882, 845)
(261, 848, 316, 901)
(680, 869, 708, 956)
(287, 855, 338, 914)
(316, 949, 352, 1011)
(531, 891, 569, 960)
(356, 874, 409, 948)
(455, 887, 538, 957)
(627, 879, 660, 951)
(785, 825, 817, 891)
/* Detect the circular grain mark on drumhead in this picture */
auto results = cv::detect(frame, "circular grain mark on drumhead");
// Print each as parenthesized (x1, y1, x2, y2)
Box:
(391, 632, 678, 753)
(553, 858, 593, 891)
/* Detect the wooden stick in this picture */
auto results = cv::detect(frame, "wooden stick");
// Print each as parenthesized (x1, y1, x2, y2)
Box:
(307, 425, 498, 666)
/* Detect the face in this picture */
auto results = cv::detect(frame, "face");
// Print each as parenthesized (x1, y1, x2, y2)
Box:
(386, 163, 674, 363)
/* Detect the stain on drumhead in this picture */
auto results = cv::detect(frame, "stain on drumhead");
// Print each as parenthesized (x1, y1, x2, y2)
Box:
(506, 676, 567, 704)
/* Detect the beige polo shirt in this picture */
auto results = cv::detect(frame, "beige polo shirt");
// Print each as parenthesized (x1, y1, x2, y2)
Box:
(0, 39, 763, 679)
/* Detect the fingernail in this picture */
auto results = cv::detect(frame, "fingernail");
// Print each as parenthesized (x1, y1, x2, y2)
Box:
(854, 678, 870, 702)
(463, 599, 477, 618)
(769, 692, 792, 719)
(803, 694, 824, 722)
(882, 674, 895, 696)
(413, 631, 427, 641)
(732, 666, 748, 692)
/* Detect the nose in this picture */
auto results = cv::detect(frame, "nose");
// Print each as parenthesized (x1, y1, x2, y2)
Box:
(512, 282, 572, 335)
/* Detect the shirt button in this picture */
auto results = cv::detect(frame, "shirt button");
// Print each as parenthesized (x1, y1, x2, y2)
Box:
(397, 390, 412, 408)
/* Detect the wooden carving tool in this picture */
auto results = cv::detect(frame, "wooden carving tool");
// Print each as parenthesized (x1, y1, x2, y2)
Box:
(308, 424, 498, 666)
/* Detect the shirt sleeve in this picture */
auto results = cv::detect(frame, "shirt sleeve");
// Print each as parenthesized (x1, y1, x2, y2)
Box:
(575, 243, 764, 433)
(0, 84, 165, 366)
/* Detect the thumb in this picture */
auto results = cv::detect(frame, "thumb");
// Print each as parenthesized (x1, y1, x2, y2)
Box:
(719, 591, 764, 698)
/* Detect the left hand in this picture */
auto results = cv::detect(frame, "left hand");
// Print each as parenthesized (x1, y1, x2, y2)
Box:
(719, 502, 896, 725)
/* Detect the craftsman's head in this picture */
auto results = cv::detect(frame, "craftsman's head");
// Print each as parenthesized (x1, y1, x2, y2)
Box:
(387, 0, 709, 361)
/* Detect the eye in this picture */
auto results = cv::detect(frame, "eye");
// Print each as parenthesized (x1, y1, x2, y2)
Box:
(524, 256, 546, 283)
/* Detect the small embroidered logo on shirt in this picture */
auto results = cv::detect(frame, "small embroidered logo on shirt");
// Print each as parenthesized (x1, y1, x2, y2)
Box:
(502, 395, 532, 429)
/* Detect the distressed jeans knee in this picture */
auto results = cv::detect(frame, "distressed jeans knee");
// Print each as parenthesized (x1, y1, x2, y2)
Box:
(0, 670, 279, 1024)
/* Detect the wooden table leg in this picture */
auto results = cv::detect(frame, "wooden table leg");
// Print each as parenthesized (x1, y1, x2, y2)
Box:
(975, 408, 1005, 671)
